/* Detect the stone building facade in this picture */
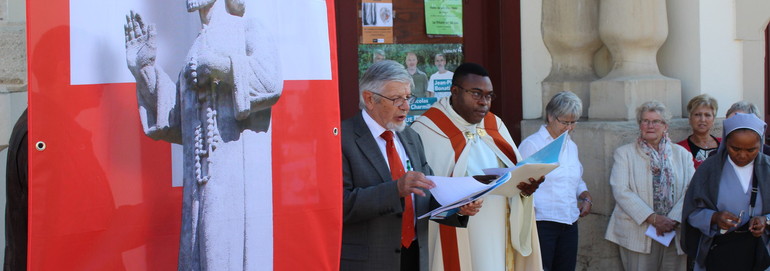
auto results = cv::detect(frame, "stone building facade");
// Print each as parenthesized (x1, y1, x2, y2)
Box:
(521, 0, 770, 269)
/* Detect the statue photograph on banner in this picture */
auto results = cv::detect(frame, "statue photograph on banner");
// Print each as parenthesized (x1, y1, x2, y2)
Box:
(124, 0, 283, 269)
(358, 43, 463, 124)
(61, 0, 336, 269)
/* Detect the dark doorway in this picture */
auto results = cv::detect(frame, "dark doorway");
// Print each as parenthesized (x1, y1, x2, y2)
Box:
(765, 22, 770, 143)
(334, 0, 523, 142)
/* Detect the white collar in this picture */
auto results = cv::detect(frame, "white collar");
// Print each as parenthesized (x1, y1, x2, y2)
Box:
(362, 110, 389, 138)
(728, 156, 755, 193)
(436, 97, 477, 128)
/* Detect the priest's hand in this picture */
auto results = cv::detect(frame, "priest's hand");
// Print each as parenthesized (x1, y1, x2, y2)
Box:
(458, 199, 484, 216)
(397, 171, 435, 197)
(518, 176, 545, 197)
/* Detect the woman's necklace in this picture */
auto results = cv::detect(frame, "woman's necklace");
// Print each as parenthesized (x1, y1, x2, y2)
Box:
(690, 134, 717, 149)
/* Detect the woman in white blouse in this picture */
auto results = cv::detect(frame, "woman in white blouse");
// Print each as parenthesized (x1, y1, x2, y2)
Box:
(519, 91, 591, 271)
(605, 101, 694, 271)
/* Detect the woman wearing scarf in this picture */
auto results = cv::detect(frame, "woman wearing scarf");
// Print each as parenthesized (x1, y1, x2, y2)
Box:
(605, 101, 695, 271)
(681, 113, 770, 270)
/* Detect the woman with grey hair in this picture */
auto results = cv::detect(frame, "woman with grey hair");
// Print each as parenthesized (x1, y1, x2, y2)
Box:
(519, 91, 591, 271)
(677, 94, 720, 168)
(726, 101, 760, 118)
(682, 113, 770, 270)
(605, 101, 695, 271)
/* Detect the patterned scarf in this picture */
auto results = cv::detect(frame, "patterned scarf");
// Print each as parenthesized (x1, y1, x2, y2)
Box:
(637, 134, 675, 215)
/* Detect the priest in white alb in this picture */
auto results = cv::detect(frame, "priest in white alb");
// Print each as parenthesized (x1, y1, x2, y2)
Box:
(411, 63, 543, 271)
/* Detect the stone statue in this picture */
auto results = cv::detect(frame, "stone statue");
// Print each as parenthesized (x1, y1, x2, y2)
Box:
(124, 0, 283, 269)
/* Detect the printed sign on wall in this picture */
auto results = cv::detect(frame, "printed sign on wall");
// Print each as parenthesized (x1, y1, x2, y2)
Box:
(424, 0, 463, 36)
(358, 43, 463, 124)
(361, 0, 394, 44)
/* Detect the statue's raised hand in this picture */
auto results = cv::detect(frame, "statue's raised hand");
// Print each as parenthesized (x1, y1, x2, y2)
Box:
(125, 11, 157, 79)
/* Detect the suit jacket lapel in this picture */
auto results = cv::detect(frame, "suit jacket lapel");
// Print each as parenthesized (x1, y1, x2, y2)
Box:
(397, 131, 417, 170)
(352, 113, 393, 183)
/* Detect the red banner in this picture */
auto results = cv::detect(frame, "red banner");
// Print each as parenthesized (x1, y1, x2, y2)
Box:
(27, 0, 341, 270)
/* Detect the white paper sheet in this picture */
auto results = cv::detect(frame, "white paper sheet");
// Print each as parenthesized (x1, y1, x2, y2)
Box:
(427, 176, 490, 206)
(645, 224, 676, 247)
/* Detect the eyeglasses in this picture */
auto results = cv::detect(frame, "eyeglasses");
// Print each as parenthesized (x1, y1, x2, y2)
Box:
(555, 117, 578, 126)
(370, 91, 415, 107)
(641, 119, 665, 127)
(455, 85, 496, 101)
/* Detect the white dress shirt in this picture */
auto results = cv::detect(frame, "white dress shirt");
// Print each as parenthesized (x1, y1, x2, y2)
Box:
(362, 110, 415, 230)
(362, 110, 409, 171)
(519, 125, 588, 224)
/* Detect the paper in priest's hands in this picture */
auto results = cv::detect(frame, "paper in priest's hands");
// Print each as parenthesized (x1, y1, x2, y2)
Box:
(418, 133, 568, 219)
(419, 172, 511, 219)
(483, 132, 567, 197)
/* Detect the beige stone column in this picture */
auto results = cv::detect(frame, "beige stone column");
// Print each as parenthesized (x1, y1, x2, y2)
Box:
(588, 0, 681, 120)
(0, 0, 28, 142)
(0, 0, 28, 263)
(0, 21, 27, 152)
(541, 0, 601, 118)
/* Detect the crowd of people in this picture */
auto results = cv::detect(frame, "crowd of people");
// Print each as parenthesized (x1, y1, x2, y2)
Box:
(8, 56, 770, 270)
(342, 59, 770, 271)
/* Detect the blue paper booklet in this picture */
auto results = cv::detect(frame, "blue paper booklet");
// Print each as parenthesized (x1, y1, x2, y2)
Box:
(484, 132, 567, 197)
(419, 132, 568, 220)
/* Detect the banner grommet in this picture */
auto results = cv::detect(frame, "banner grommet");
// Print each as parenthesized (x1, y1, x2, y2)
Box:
(35, 141, 46, 151)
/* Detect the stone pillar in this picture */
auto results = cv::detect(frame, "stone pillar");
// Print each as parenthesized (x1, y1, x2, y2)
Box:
(0, 22, 27, 152)
(541, 0, 601, 118)
(588, 0, 681, 120)
(0, 0, 28, 263)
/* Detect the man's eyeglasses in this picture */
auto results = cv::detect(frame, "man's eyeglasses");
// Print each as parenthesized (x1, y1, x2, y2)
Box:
(370, 92, 416, 107)
(555, 117, 578, 126)
(455, 85, 496, 101)
(641, 119, 665, 127)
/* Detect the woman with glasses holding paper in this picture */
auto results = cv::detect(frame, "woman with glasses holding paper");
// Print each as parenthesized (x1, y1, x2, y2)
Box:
(681, 113, 770, 270)
(605, 101, 694, 271)
(519, 91, 590, 271)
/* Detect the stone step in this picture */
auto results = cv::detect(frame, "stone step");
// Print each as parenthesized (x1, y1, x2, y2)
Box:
(0, 83, 25, 93)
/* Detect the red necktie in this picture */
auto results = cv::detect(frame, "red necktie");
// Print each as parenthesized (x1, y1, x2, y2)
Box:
(381, 131, 415, 248)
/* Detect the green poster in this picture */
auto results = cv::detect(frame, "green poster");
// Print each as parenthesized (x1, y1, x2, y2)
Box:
(424, 0, 463, 36)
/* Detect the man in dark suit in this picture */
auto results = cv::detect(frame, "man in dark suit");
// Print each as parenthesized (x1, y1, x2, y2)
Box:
(5, 109, 27, 271)
(341, 61, 479, 271)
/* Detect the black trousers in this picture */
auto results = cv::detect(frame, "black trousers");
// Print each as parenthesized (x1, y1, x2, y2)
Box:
(537, 221, 579, 271)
